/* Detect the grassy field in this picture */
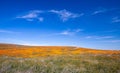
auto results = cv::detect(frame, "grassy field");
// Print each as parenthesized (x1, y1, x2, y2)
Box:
(0, 44, 120, 73)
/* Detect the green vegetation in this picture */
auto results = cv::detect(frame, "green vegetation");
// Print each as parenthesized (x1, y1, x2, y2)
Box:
(0, 54, 120, 73)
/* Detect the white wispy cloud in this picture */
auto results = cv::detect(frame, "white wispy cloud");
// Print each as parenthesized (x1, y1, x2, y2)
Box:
(60, 30, 73, 35)
(0, 29, 18, 34)
(1, 38, 45, 46)
(16, 9, 83, 22)
(16, 10, 44, 22)
(74, 29, 83, 32)
(103, 40, 120, 43)
(92, 9, 106, 15)
(112, 17, 120, 23)
(103, 30, 117, 33)
(92, 8, 120, 15)
(49, 9, 83, 21)
(59, 29, 83, 36)
(85, 36, 114, 39)
(38, 17, 44, 22)
(17, 10, 41, 18)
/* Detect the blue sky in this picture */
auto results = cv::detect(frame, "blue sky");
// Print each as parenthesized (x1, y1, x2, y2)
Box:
(0, 0, 120, 50)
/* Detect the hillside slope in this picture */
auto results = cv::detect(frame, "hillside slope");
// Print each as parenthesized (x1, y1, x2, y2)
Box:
(0, 43, 120, 73)
(0, 43, 120, 58)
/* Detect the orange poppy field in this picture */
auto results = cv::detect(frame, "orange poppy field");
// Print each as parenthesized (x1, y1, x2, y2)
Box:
(0, 44, 120, 58)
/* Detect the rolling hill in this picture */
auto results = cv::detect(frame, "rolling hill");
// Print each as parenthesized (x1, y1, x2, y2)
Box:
(0, 43, 120, 58)
(0, 43, 120, 73)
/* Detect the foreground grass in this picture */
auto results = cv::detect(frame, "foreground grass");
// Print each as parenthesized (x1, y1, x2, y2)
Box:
(0, 54, 120, 73)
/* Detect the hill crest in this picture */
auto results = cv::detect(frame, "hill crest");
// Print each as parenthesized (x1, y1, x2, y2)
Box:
(0, 43, 120, 58)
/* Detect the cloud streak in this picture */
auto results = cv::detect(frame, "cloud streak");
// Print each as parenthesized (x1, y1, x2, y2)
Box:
(92, 9, 106, 15)
(16, 9, 84, 22)
(1, 38, 44, 46)
(112, 17, 120, 23)
(0, 29, 18, 34)
(103, 40, 120, 43)
(92, 8, 120, 15)
(59, 29, 83, 36)
(16, 10, 44, 22)
(49, 9, 84, 21)
(85, 36, 114, 39)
